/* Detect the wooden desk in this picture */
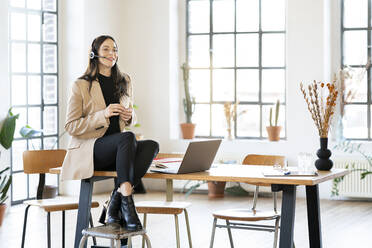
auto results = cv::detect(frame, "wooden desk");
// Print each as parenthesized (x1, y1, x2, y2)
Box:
(50, 164, 348, 248)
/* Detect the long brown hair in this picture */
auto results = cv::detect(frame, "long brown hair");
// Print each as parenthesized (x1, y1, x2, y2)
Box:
(79, 35, 128, 99)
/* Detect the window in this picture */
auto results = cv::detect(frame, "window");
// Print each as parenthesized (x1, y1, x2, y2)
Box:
(186, 0, 286, 139)
(9, 0, 59, 205)
(341, 0, 371, 140)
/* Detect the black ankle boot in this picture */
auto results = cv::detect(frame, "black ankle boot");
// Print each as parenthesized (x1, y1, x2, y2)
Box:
(106, 190, 122, 227)
(120, 195, 142, 231)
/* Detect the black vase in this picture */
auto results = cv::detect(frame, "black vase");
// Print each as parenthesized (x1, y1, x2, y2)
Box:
(315, 137, 333, 171)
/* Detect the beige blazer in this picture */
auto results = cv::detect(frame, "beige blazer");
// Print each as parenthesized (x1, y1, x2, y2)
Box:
(61, 74, 136, 181)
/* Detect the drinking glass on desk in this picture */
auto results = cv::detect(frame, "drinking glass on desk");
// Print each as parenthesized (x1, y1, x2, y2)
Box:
(298, 152, 313, 172)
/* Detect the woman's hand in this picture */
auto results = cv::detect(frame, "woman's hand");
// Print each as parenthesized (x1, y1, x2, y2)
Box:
(104, 104, 126, 118)
(119, 108, 133, 122)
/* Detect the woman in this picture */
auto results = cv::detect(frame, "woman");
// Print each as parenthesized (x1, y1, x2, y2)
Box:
(61, 35, 159, 232)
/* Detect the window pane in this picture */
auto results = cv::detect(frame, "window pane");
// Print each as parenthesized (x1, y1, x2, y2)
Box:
(192, 104, 210, 136)
(236, 34, 259, 67)
(343, 68, 367, 103)
(27, 14, 40, 41)
(10, 0, 25, 8)
(262, 69, 285, 103)
(11, 76, 27, 105)
(343, 31, 367, 65)
(343, 0, 367, 28)
(11, 140, 27, 171)
(29, 174, 39, 198)
(211, 104, 225, 136)
(44, 136, 57, 150)
(261, 0, 285, 31)
(28, 107, 41, 132)
(12, 107, 27, 138)
(188, 35, 209, 67)
(28, 76, 41, 104)
(43, 44, 57, 73)
(43, 13, 57, 42)
(343, 105, 367, 138)
(212, 69, 234, 101)
(262, 105, 285, 137)
(12, 173, 28, 201)
(43, 106, 57, 135)
(262, 33, 285, 67)
(11, 13, 26, 40)
(236, 104, 260, 137)
(44, 75, 57, 104)
(28, 138, 41, 151)
(43, 0, 56, 11)
(213, 0, 234, 32)
(189, 69, 210, 102)
(27, 0, 41, 10)
(237, 69, 259, 102)
(236, 0, 259, 32)
(28, 43, 41, 73)
(189, 0, 209, 33)
(213, 34, 234, 67)
(11, 43, 26, 73)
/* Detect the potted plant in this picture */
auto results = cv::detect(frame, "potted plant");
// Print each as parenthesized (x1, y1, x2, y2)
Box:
(266, 100, 281, 141)
(0, 108, 19, 226)
(180, 63, 196, 139)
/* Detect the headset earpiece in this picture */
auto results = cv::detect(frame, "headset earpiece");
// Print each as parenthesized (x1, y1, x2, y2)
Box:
(89, 51, 95, 59)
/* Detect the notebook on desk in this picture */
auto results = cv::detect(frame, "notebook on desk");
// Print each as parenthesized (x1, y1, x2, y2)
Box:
(263, 169, 318, 177)
(150, 140, 222, 174)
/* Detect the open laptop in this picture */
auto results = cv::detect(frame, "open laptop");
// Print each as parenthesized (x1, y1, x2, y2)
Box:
(150, 140, 222, 174)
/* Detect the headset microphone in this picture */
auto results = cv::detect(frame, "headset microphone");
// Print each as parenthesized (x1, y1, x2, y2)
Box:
(89, 51, 109, 60)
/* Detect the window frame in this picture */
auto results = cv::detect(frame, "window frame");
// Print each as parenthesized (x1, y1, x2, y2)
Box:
(8, 0, 59, 205)
(185, 0, 287, 140)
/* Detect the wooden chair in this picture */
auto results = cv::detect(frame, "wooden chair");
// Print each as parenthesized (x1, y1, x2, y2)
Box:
(209, 154, 286, 248)
(135, 153, 193, 248)
(21, 150, 100, 248)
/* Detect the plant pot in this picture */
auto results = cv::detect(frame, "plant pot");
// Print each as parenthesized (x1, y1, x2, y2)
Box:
(266, 126, 282, 141)
(207, 181, 226, 199)
(0, 204, 6, 227)
(315, 137, 333, 171)
(180, 123, 196, 139)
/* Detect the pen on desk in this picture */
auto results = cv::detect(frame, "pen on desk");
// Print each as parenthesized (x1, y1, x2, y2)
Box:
(284, 171, 291, 175)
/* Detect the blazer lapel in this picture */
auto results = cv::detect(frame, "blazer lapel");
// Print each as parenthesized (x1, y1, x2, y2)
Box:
(91, 80, 107, 110)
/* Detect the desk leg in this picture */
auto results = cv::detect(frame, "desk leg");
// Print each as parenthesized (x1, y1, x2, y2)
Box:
(74, 178, 94, 248)
(306, 185, 322, 248)
(278, 185, 296, 248)
(166, 179, 173, 202)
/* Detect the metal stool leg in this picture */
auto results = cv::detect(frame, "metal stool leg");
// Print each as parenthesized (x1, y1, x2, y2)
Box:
(47, 212, 51, 248)
(174, 214, 180, 248)
(21, 205, 31, 248)
(62, 210, 65, 248)
(128, 236, 132, 248)
(209, 218, 217, 248)
(89, 213, 97, 245)
(79, 235, 89, 248)
(142, 213, 147, 248)
(273, 217, 280, 248)
(184, 209, 193, 248)
(116, 239, 121, 248)
(143, 233, 152, 248)
(226, 220, 234, 248)
(110, 239, 115, 248)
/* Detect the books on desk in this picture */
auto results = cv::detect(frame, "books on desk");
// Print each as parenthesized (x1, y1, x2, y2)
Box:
(263, 169, 318, 177)
(152, 158, 183, 169)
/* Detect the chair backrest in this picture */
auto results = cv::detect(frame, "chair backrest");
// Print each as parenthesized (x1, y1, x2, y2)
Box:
(155, 153, 184, 159)
(23, 149, 67, 174)
(242, 154, 285, 167)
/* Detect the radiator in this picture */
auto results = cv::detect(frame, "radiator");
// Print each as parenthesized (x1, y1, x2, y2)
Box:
(334, 157, 372, 198)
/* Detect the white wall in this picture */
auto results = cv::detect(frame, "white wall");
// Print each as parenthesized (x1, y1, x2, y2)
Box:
(56, 0, 350, 198)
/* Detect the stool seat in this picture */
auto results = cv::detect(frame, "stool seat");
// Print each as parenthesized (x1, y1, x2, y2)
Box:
(80, 225, 152, 248)
(24, 198, 99, 212)
(136, 201, 191, 215)
(213, 209, 280, 221)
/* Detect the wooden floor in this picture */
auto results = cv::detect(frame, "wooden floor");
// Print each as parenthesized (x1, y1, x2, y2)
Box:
(0, 191, 371, 248)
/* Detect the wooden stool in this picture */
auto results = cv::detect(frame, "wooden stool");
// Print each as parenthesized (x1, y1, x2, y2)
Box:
(79, 225, 152, 248)
(136, 201, 192, 248)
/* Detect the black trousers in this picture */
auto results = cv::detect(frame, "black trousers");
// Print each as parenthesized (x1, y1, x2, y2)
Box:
(93, 132, 159, 188)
